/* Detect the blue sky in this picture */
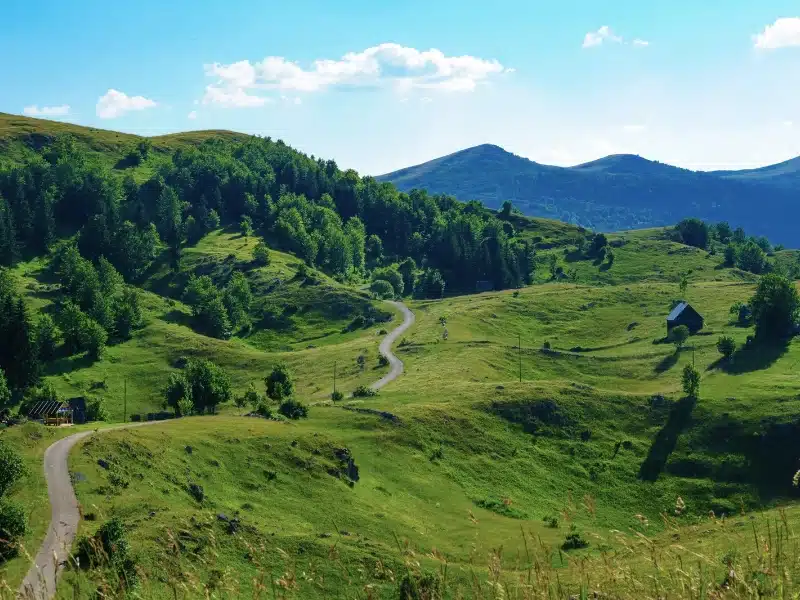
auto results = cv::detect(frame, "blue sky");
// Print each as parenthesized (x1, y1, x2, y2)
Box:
(3, 0, 800, 174)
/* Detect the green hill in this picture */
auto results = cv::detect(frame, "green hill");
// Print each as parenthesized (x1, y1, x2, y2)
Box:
(377, 143, 800, 246)
(0, 114, 799, 598)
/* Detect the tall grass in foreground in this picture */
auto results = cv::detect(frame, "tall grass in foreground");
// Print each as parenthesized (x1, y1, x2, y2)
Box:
(6, 507, 800, 599)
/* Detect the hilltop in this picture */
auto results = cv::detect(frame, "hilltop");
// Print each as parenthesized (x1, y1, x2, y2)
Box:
(378, 143, 800, 245)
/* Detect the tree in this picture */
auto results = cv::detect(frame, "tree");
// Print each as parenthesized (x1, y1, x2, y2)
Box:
(33, 314, 60, 361)
(365, 234, 383, 268)
(265, 363, 294, 401)
(736, 241, 767, 274)
(675, 218, 709, 249)
(679, 273, 689, 298)
(723, 244, 737, 267)
(372, 266, 404, 297)
(413, 268, 445, 299)
(750, 273, 800, 341)
(165, 372, 192, 416)
(80, 318, 107, 360)
(370, 279, 394, 299)
(185, 359, 231, 414)
(714, 222, 732, 244)
(184, 275, 232, 339)
(114, 287, 143, 339)
(605, 249, 615, 267)
(253, 240, 270, 266)
(682, 363, 700, 399)
(0, 440, 25, 496)
(499, 200, 513, 219)
(240, 215, 253, 237)
(0, 370, 9, 406)
(716, 336, 736, 359)
(223, 272, 252, 330)
(671, 325, 690, 350)
(588, 233, 608, 257)
(397, 258, 417, 297)
(278, 398, 308, 420)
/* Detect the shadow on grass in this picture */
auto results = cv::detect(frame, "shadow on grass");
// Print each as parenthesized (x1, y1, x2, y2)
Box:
(639, 395, 697, 481)
(45, 352, 96, 377)
(654, 350, 680, 373)
(721, 339, 790, 374)
(161, 309, 195, 328)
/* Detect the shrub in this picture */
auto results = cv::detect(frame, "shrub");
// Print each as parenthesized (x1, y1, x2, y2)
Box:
(561, 527, 589, 551)
(352, 385, 378, 398)
(397, 571, 443, 600)
(543, 515, 559, 528)
(331, 390, 344, 402)
(675, 218, 709, 249)
(0, 500, 28, 559)
(76, 517, 136, 589)
(377, 354, 389, 367)
(670, 325, 690, 349)
(372, 266, 404, 297)
(85, 398, 109, 422)
(716, 335, 736, 359)
(265, 363, 294, 401)
(253, 240, 270, 266)
(186, 359, 232, 413)
(255, 401, 273, 418)
(278, 398, 308, 419)
(188, 483, 205, 502)
(346, 315, 367, 331)
(34, 314, 60, 361)
(0, 440, 25, 497)
(369, 279, 395, 299)
(542, 340, 551, 350)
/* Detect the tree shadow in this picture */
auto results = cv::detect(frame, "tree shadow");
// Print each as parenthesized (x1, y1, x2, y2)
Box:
(161, 309, 195, 328)
(564, 250, 586, 263)
(45, 352, 96, 377)
(599, 261, 612, 272)
(638, 396, 697, 481)
(721, 339, 790, 374)
(654, 350, 680, 373)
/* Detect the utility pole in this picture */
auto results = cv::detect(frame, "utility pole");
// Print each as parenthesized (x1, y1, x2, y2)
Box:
(123, 378, 127, 423)
(518, 333, 522, 383)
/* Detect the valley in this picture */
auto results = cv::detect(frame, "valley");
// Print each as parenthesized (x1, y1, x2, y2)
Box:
(0, 114, 798, 599)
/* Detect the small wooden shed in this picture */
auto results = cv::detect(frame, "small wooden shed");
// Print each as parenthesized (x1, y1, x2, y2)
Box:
(667, 302, 704, 334)
(27, 400, 73, 426)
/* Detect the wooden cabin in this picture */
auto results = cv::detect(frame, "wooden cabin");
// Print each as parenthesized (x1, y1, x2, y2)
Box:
(27, 400, 73, 426)
(666, 302, 704, 334)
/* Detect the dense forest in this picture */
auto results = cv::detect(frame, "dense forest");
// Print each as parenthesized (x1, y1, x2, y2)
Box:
(0, 135, 535, 295)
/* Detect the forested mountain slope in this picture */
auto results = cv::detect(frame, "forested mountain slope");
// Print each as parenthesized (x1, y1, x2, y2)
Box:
(378, 143, 800, 245)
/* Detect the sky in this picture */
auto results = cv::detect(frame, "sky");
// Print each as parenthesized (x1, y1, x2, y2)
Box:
(3, 0, 800, 175)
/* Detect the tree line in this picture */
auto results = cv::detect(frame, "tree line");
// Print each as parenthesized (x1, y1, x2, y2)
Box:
(0, 134, 537, 295)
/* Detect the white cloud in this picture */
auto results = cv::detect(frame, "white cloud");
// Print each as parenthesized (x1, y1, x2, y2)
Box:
(201, 85, 268, 108)
(23, 104, 70, 117)
(623, 124, 646, 133)
(754, 17, 800, 49)
(583, 26, 622, 48)
(783, 120, 793, 128)
(420, 96, 433, 103)
(96, 89, 157, 119)
(187, 111, 198, 120)
(632, 39, 650, 47)
(202, 43, 508, 107)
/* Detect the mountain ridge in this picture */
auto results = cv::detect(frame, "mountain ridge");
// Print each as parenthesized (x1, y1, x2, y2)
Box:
(377, 144, 800, 245)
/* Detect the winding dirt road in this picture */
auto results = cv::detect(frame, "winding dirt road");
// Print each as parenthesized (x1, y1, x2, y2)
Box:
(18, 301, 414, 599)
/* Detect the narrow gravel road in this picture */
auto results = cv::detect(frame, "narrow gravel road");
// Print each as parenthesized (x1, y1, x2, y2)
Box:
(370, 301, 415, 391)
(18, 301, 414, 599)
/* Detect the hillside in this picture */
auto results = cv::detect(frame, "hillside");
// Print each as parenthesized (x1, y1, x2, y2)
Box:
(0, 114, 799, 598)
(378, 144, 800, 246)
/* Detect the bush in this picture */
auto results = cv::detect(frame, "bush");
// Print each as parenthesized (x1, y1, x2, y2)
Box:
(255, 401, 273, 418)
(675, 218, 709, 249)
(716, 335, 736, 358)
(0, 500, 28, 559)
(377, 354, 389, 367)
(331, 390, 344, 402)
(561, 527, 589, 551)
(542, 340, 551, 350)
(397, 571, 443, 600)
(278, 398, 308, 419)
(372, 266, 404, 297)
(352, 385, 378, 398)
(76, 517, 137, 589)
(0, 440, 25, 497)
(185, 359, 232, 413)
(265, 364, 294, 401)
(188, 483, 205, 503)
(543, 515, 559, 528)
(253, 240, 270, 266)
(369, 279, 395, 299)
(85, 398, 109, 422)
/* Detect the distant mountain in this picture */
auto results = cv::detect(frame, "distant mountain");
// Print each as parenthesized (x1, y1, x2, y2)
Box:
(378, 144, 800, 245)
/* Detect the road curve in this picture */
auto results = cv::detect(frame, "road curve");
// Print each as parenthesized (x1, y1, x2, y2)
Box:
(19, 301, 415, 599)
(370, 301, 415, 391)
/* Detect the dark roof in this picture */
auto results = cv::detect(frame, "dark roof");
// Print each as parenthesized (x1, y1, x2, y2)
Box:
(667, 302, 690, 321)
(27, 400, 69, 419)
